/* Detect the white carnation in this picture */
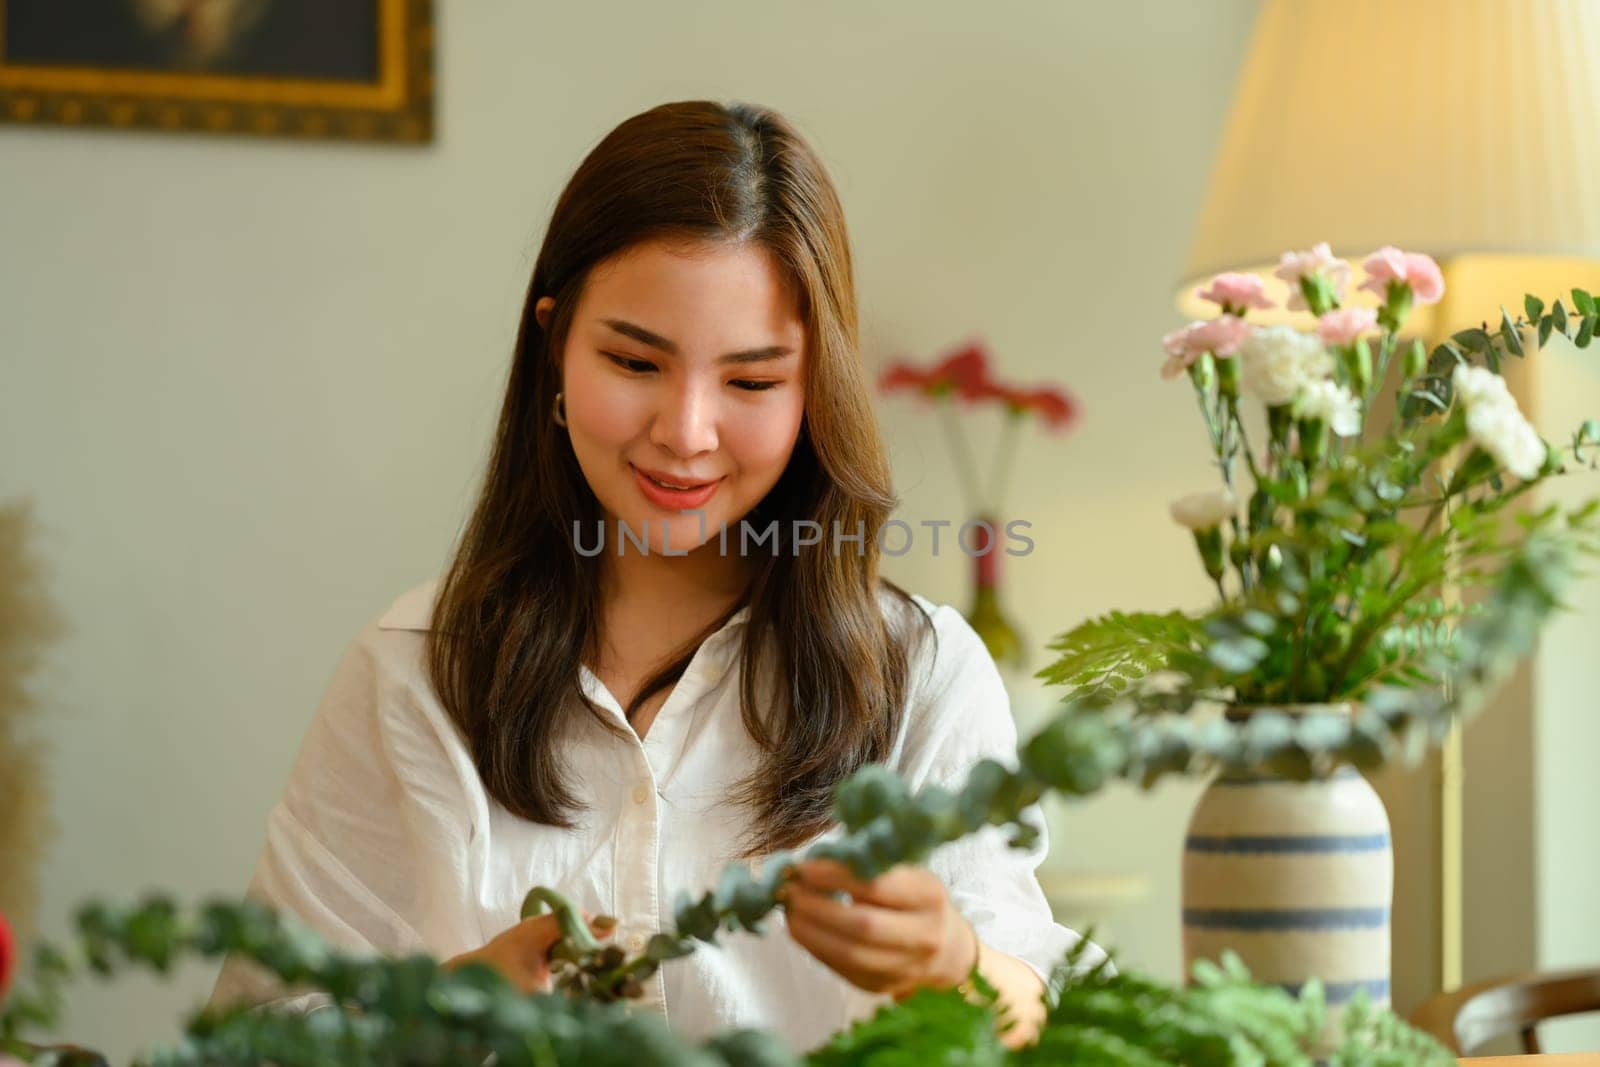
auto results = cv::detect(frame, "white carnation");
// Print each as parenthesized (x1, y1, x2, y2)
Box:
(1452, 364, 1546, 480)
(1451, 363, 1513, 408)
(1169, 489, 1237, 530)
(1466, 399, 1546, 479)
(1293, 380, 1362, 437)
(1239, 325, 1334, 406)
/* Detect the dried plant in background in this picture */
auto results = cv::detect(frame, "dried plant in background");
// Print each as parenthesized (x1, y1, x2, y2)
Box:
(0, 499, 64, 942)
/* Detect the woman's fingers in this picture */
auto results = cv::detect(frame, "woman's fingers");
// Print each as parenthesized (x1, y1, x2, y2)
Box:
(783, 882, 941, 957)
(785, 907, 920, 996)
(791, 860, 945, 910)
(783, 863, 974, 996)
(446, 910, 616, 996)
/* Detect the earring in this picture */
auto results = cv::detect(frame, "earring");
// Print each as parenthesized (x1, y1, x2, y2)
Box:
(552, 391, 568, 427)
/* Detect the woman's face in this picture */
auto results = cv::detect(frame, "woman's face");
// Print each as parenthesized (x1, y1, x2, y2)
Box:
(538, 239, 808, 558)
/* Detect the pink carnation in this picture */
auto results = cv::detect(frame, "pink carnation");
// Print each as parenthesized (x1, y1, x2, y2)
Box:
(1317, 307, 1379, 346)
(1359, 246, 1445, 305)
(1189, 315, 1252, 357)
(1161, 315, 1252, 379)
(1273, 242, 1351, 311)
(1195, 272, 1275, 312)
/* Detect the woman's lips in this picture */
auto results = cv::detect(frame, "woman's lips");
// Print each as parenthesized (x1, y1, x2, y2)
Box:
(631, 465, 723, 510)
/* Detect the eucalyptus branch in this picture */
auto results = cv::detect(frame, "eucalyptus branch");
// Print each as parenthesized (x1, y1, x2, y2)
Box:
(5, 897, 790, 1067)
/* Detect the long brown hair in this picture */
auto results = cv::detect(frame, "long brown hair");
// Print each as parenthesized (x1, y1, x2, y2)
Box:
(427, 101, 930, 855)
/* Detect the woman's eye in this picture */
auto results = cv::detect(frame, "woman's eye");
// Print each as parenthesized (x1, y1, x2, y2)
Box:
(606, 354, 656, 374)
(606, 355, 780, 392)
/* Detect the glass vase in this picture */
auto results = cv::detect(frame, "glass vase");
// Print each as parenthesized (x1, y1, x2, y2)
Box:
(963, 514, 1026, 671)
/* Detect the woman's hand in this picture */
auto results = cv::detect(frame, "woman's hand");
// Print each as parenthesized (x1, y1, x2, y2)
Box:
(781, 859, 976, 1000)
(442, 913, 615, 995)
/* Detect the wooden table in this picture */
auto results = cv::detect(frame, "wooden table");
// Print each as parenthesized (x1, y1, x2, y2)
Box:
(1462, 1055, 1600, 1064)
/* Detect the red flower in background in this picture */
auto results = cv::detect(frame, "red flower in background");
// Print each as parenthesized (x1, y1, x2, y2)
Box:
(879, 340, 994, 403)
(984, 383, 1077, 431)
(0, 909, 13, 1001)
(878, 337, 1078, 431)
(877, 336, 1080, 514)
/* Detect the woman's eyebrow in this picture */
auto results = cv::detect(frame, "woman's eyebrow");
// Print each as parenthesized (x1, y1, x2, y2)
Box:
(601, 318, 795, 364)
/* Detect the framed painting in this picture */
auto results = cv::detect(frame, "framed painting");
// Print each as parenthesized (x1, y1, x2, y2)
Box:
(0, 0, 432, 142)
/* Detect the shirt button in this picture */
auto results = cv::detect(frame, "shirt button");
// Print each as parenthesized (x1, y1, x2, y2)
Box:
(632, 783, 651, 805)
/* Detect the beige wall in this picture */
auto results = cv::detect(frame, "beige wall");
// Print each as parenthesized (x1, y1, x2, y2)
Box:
(61, 0, 1600, 1060)
(1530, 330, 1600, 1052)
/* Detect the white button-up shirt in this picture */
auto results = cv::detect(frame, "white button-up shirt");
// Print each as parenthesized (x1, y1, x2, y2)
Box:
(209, 579, 1088, 1049)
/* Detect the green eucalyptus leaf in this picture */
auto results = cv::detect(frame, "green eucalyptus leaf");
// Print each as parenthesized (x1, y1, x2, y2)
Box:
(1501, 306, 1524, 356)
(1206, 636, 1270, 674)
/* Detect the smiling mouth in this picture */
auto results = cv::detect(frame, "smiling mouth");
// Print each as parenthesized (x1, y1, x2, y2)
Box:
(646, 474, 707, 490)
(634, 467, 718, 491)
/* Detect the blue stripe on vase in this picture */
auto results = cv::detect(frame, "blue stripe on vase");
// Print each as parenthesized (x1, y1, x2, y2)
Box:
(1182, 907, 1390, 931)
(1214, 768, 1362, 786)
(1184, 832, 1391, 854)
(1277, 978, 1391, 1005)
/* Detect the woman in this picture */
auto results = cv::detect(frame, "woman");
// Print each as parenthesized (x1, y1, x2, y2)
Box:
(209, 100, 1093, 1050)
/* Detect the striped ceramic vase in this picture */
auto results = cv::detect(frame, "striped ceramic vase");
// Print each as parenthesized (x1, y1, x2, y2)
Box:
(1181, 726, 1392, 1020)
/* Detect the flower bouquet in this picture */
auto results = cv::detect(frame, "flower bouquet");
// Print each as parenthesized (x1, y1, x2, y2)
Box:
(1047, 244, 1598, 710)
(1040, 243, 1600, 1005)
(878, 340, 1077, 669)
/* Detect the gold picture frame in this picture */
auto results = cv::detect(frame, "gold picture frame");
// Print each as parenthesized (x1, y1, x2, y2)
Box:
(0, 0, 432, 143)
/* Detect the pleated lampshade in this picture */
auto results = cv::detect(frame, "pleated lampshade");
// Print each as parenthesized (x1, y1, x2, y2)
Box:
(1177, 0, 1600, 333)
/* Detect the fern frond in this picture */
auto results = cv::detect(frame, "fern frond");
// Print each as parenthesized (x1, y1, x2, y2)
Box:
(1039, 611, 1206, 703)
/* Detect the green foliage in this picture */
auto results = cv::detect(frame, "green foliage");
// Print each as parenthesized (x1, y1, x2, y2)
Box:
(1, 900, 1450, 1067)
(0, 943, 70, 1058)
(6, 894, 796, 1067)
(1015, 947, 1452, 1067)
(805, 983, 1005, 1067)
(1037, 611, 1207, 702)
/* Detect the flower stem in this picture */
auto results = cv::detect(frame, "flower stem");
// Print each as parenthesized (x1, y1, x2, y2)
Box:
(987, 411, 1024, 514)
(1230, 397, 1264, 486)
(937, 400, 985, 514)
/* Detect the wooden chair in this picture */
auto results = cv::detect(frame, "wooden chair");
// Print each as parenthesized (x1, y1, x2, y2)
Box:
(1408, 967, 1600, 1055)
